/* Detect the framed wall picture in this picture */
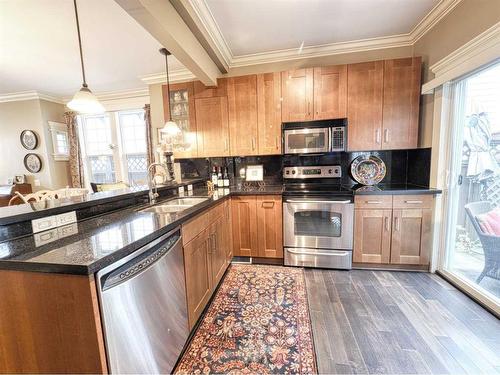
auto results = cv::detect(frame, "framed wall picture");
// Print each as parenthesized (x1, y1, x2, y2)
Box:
(14, 175, 25, 184)
(24, 153, 42, 173)
(20, 130, 38, 150)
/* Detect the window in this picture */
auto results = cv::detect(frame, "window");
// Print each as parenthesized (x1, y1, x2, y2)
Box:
(48, 121, 70, 161)
(78, 109, 148, 187)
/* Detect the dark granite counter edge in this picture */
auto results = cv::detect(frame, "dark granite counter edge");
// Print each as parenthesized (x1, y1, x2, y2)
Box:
(0, 179, 206, 226)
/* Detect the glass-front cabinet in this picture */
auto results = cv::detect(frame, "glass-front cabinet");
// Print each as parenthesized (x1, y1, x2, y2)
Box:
(162, 82, 198, 158)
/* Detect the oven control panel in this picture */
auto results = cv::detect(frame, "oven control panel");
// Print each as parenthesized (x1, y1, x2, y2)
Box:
(283, 165, 342, 179)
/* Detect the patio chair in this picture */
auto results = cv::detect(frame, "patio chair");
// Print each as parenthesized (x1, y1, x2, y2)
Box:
(464, 201, 500, 283)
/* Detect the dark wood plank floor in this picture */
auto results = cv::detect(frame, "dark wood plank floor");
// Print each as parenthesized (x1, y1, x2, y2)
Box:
(304, 269, 500, 374)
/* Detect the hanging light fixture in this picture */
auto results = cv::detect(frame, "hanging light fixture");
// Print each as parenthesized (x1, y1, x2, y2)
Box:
(159, 48, 181, 136)
(67, 0, 104, 114)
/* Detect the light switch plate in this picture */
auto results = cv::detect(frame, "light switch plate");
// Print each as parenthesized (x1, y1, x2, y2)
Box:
(55, 211, 77, 227)
(32, 216, 58, 234)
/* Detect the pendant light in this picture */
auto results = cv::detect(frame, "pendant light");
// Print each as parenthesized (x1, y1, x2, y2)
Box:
(67, 0, 104, 114)
(159, 48, 181, 136)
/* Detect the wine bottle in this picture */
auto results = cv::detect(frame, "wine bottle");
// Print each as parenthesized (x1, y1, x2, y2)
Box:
(217, 166, 223, 187)
(211, 166, 218, 187)
(223, 167, 230, 187)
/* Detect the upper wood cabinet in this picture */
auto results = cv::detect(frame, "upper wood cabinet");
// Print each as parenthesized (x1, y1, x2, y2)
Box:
(257, 73, 282, 155)
(195, 96, 229, 157)
(193, 78, 227, 98)
(382, 57, 421, 150)
(227, 75, 258, 156)
(163, 82, 198, 158)
(313, 65, 347, 120)
(256, 196, 283, 258)
(347, 61, 384, 151)
(281, 68, 314, 122)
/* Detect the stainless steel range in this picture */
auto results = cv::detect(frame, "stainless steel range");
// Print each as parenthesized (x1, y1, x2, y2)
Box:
(283, 165, 354, 269)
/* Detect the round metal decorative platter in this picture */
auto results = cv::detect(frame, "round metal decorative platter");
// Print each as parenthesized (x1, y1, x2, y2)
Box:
(24, 153, 42, 173)
(351, 155, 386, 185)
(20, 130, 38, 150)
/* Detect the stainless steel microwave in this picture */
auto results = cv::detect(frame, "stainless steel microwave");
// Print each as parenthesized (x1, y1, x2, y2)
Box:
(283, 119, 347, 155)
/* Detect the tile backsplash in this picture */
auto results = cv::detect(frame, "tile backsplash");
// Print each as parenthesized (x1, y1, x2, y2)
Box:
(176, 148, 432, 187)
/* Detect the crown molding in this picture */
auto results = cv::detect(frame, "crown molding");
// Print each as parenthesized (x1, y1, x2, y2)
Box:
(139, 68, 196, 85)
(409, 0, 462, 42)
(0, 91, 65, 104)
(422, 21, 500, 94)
(185, 0, 463, 69)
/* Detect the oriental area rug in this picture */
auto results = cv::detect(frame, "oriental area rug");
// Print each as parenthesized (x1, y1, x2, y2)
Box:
(175, 264, 317, 374)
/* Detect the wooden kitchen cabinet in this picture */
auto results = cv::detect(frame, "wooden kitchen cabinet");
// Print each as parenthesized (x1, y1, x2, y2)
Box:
(281, 68, 314, 122)
(195, 96, 230, 157)
(313, 65, 347, 120)
(227, 75, 258, 156)
(231, 195, 283, 259)
(209, 215, 227, 289)
(257, 72, 282, 155)
(382, 57, 421, 150)
(353, 209, 392, 264)
(353, 194, 433, 266)
(256, 196, 283, 258)
(183, 228, 212, 329)
(347, 61, 384, 151)
(162, 81, 198, 158)
(231, 196, 258, 257)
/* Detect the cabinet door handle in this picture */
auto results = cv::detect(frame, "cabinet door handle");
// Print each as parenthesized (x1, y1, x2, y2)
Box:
(213, 233, 217, 253)
(365, 200, 381, 204)
(275, 135, 279, 149)
(224, 139, 228, 152)
(252, 137, 256, 150)
(307, 101, 311, 116)
(262, 201, 275, 208)
(385, 216, 390, 231)
(394, 217, 400, 231)
(384, 129, 389, 143)
(405, 200, 423, 204)
(375, 129, 381, 144)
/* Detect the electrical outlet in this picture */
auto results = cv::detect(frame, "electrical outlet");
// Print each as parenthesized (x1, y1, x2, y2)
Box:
(32, 216, 58, 234)
(55, 211, 77, 226)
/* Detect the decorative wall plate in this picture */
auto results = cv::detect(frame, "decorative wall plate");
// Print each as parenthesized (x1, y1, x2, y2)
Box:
(24, 153, 42, 173)
(20, 130, 38, 150)
(350, 155, 386, 185)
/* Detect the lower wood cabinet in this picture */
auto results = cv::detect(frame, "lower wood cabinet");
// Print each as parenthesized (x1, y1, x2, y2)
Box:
(182, 200, 232, 329)
(353, 194, 433, 266)
(232, 195, 282, 258)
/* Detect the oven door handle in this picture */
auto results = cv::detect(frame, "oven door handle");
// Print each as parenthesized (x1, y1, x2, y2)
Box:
(287, 248, 350, 256)
(286, 199, 352, 204)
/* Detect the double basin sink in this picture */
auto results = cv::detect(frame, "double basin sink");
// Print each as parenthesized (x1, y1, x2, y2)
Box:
(140, 197, 209, 214)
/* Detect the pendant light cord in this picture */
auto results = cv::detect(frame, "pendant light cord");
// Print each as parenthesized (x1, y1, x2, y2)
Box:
(165, 52, 172, 121)
(73, 0, 87, 87)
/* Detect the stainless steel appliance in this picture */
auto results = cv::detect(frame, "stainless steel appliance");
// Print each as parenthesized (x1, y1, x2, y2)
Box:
(283, 119, 346, 154)
(283, 165, 354, 269)
(96, 227, 188, 374)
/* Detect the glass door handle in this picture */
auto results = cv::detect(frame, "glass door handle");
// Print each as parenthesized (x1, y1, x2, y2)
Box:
(458, 174, 463, 185)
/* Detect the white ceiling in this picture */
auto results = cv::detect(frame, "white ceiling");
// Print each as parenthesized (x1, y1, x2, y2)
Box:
(205, 0, 440, 56)
(0, 0, 186, 97)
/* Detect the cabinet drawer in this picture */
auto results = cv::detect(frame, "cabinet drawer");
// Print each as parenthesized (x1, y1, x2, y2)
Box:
(208, 201, 225, 222)
(355, 195, 393, 209)
(182, 212, 209, 245)
(393, 195, 433, 209)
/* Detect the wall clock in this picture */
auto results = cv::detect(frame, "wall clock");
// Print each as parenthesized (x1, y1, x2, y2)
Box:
(20, 130, 38, 150)
(24, 153, 42, 173)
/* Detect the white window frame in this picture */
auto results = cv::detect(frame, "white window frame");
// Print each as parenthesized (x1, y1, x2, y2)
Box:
(48, 121, 69, 161)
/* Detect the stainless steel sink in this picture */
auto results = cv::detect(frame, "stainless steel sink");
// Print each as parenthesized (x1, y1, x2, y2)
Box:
(140, 197, 209, 214)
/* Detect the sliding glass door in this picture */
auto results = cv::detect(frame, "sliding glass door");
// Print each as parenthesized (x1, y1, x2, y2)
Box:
(440, 62, 500, 312)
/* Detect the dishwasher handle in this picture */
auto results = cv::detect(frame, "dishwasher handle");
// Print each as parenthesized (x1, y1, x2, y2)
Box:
(100, 229, 181, 291)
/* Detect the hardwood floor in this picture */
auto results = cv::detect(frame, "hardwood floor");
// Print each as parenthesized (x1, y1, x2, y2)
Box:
(304, 269, 500, 374)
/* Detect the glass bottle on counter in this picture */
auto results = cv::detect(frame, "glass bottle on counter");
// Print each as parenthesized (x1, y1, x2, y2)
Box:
(223, 167, 230, 187)
(217, 167, 223, 187)
(211, 166, 218, 187)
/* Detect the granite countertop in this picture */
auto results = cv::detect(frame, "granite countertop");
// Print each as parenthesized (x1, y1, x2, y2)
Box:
(349, 183, 442, 195)
(0, 182, 439, 275)
(0, 188, 231, 275)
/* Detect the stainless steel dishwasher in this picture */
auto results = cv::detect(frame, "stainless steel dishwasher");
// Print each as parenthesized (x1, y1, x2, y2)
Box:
(96, 227, 188, 374)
